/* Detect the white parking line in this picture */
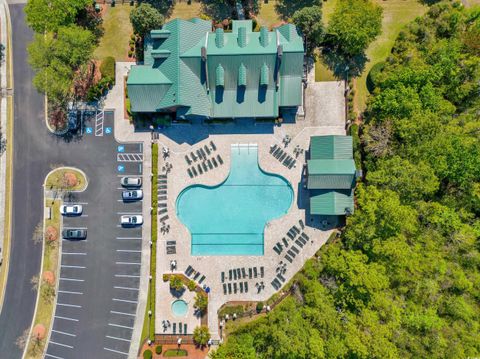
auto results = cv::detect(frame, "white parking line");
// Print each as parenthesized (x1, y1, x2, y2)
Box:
(116, 237, 142, 240)
(61, 252, 87, 255)
(60, 277, 84, 282)
(63, 202, 88, 205)
(57, 303, 82, 308)
(116, 249, 141, 253)
(110, 310, 136, 317)
(45, 353, 64, 359)
(108, 323, 134, 330)
(115, 274, 140, 278)
(114, 286, 139, 291)
(49, 341, 73, 349)
(106, 335, 131, 342)
(61, 265, 86, 269)
(116, 262, 141, 265)
(58, 290, 83, 295)
(52, 329, 76, 337)
(104, 347, 129, 356)
(113, 298, 138, 304)
(55, 315, 79, 322)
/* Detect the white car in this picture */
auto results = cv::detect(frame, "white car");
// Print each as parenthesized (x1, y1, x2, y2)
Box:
(120, 177, 142, 187)
(120, 215, 143, 226)
(60, 205, 83, 216)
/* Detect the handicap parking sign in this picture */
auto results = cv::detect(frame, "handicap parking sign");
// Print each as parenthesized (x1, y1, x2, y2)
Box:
(105, 127, 112, 134)
(117, 165, 125, 172)
(85, 127, 93, 134)
(117, 145, 125, 153)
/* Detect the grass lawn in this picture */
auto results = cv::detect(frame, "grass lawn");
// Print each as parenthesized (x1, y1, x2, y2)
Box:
(94, 4, 134, 61)
(256, 0, 281, 28)
(163, 349, 188, 357)
(45, 168, 87, 191)
(168, 0, 202, 20)
(355, 0, 427, 112)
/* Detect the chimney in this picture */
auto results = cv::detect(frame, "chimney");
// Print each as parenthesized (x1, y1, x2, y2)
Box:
(215, 28, 224, 48)
(259, 26, 269, 47)
(238, 27, 247, 48)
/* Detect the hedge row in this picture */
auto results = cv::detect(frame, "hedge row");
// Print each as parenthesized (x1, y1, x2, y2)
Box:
(149, 143, 159, 341)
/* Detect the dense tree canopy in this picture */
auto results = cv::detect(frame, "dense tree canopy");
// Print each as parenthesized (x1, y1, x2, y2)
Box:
(25, 0, 90, 33)
(211, 3, 480, 358)
(292, 5, 324, 54)
(28, 26, 95, 104)
(327, 0, 382, 57)
(130, 3, 164, 36)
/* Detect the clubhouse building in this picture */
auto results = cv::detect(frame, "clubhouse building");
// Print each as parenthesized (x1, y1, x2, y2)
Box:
(127, 19, 305, 121)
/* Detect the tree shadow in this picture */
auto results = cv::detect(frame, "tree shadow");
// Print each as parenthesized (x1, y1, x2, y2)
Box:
(275, 0, 321, 20)
(138, 0, 176, 18)
(320, 46, 368, 80)
(201, 0, 234, 21)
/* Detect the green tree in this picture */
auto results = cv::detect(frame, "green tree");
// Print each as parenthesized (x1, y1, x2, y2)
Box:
(327, 0, 382, 57)
(130, 3, 164, 36)
(28, 25, 95, 104)
(169, 276, 184, 291)
(194, 292, 208, 313)
(25, 0, 90, 33)
(366, 156, 439, 202)
(193, 325, 210, 346)
(292, 5, 324, 54)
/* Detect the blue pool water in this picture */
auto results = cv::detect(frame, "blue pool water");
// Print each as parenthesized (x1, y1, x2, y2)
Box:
(176, 144, 293, 256)
(171, 299, 188, 317)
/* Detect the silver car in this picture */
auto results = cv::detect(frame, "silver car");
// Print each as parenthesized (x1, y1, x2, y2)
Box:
(122, 190, 143, 201)
(120, 177, 142, 188)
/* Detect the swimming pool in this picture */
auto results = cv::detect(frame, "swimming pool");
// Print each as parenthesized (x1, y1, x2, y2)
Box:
(171, 299, 188, 317)
(176, 144, 293, 256)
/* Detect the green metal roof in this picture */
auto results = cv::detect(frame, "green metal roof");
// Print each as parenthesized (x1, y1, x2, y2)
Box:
(310, 136, 353, 160)
(307, 135, 356, 215)
(126, 18, 304, 118)
(310, 190, 354, 215)
(216, 64, 224, 87)
(307, 159, 356, 175)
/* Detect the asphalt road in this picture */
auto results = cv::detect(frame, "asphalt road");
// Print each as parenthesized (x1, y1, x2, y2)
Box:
(0, 5, 143, 358)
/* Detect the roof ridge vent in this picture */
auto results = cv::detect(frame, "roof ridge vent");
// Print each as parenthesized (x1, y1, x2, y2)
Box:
(215, 28, 224, 48)
(259, 26, 269, 47)
(238, 27, 247, 48)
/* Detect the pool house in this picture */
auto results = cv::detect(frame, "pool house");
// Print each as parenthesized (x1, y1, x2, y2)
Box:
(306, 135, 356, 216)
(127, 19, 305, 121)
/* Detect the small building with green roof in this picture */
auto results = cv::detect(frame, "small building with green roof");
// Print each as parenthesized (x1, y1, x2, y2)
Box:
(127, 18, 304, 120)
(307, 135, 356, 216)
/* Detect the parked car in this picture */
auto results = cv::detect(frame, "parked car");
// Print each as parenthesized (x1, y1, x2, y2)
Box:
(120, 177, 142, 187)
(120, 215, 143, 226)
(60, 204, 83, 216)
(122, 190, 143, 201)
(62, 228, 87, 239)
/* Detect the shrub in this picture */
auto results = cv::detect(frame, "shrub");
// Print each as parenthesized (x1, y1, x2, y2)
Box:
(100, 56, 115, 84)
(155, 345, 162, 355)
(162, 274, 169, 282)
(128, 50, 134, 58)
(143, 349, 152, 359)
(194, 292, 208, 313)
(366, 61, 385, 93)
(187, 280, 196, 291)
(170, 276, 184, 291)
(256, 301, 264, 313)
(193, 325, 210, 346)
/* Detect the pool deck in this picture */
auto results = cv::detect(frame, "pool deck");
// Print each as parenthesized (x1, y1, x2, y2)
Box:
(108, 62, 347, 345)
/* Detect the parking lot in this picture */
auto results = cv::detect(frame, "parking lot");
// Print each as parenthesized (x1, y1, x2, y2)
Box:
(45, 111, 146, 359)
